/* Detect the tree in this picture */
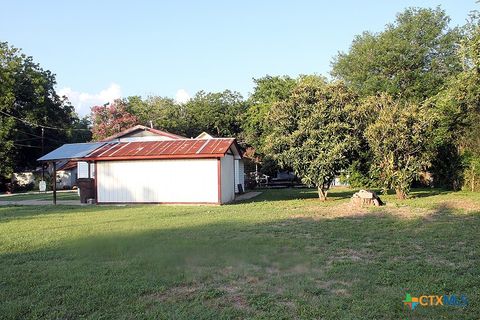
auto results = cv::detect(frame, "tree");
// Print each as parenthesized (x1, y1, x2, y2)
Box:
(431, 11, 480, 190)
(0, 42, 80, 179)
(91, 99, 139, 140)
(186, 90, 246, 137)
(364, 94, 436, 199)
(146, 96, 192, 137)
(264, 76, 358, 200)
(331, 7, 462, 101)
(243, 75, 296, 152)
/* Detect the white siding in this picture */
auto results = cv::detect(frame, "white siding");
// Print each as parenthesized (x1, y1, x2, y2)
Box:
(97, 159, 218, 203)
(234, 159, 245, 193)
(77, 162, 95, 178)
(221, 155, 235, 203)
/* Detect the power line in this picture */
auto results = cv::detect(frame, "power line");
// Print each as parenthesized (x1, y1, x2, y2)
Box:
(13, 143, 42, 149)
(14, 137, 41, 142)
(0, 110, 91, 131)
(14, 128, 64, 144)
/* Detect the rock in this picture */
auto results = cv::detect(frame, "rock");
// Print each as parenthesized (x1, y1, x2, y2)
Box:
(351, 189, 384, 207)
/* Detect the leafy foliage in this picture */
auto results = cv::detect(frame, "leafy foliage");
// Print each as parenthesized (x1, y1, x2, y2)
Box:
(364, 95, 436, 199)
(431, 12, 480, 190)
(91, 100, 139, 140)
(0, 42, 83, 178)
(242, 76, 296, 151)
(185, 90, 246, 138)
(264, 77, 358, 200)
(331, 7, 462, 101)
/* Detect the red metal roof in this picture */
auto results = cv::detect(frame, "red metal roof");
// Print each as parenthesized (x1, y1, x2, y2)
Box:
(57, 160, 77, 170)
(84, 139, 237, 161)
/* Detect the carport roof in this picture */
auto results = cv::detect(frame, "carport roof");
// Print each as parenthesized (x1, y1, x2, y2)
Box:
(37, 142, 106, 161)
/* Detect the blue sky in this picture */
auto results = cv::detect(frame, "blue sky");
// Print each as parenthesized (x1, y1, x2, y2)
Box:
(0, 0, 477, 115)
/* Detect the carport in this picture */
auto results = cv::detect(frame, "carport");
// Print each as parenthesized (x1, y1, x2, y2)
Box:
(37, 142, 105, 204)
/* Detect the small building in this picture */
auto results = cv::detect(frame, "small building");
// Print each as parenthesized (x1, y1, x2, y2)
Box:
(38, 126, 245, 204)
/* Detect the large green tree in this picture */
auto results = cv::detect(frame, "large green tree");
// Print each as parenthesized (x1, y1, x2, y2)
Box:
(242, 76, 296, 152)
(264, 76, 358, 200)
(332, 7, 462, 101)
(125, 95, 190, 136)
(364, 94, 436, 199)
(185, 90, 246, 138)
(431, 11, 480, 190)
(0, 42, 82, 179)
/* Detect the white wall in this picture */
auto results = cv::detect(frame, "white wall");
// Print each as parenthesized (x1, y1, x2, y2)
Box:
(96, 159, 219, 203)
(234, 159, 245, 193)
(221, 155, 235, 203)
(77, 162, 95, 178)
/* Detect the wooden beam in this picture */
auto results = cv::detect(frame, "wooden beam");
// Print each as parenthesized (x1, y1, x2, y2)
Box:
(52, 161, 57, 205)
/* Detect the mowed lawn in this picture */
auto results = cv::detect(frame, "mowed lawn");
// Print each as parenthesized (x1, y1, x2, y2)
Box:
(0, 188, 479, 319)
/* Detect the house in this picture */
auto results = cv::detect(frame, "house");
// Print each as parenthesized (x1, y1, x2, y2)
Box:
(38, 125, 245, 204)
(56, 160, 77, 189)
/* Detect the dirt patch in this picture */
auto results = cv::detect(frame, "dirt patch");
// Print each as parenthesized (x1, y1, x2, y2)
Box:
(437, 200, 480, 212)
(218, 285, 250, 310)
(315, 279, 354, 296)
(143, 282, 251, 311)
(327, 248, 374, 265)
(425, 255, 456, 268)
(290, 197, 480, 222)
(143, 284, 201, 302)
(290, 202, 369, 220)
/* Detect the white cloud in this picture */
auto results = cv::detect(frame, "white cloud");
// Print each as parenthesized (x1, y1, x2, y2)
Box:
(175, 89, 190, 104)
(58, 83, 122, 117)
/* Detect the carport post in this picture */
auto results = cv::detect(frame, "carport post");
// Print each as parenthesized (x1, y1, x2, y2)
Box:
(52, 161, 57, 205)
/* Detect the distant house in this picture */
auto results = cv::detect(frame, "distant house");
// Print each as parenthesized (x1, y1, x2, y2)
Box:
(56, 160, 77, 189)
(39, 125, 245, 204)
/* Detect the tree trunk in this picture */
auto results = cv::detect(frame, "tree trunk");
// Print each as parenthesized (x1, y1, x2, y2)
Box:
(318, 186, 328, 201)
(471, 165, 475, 192)
(395, 189, 406, 200)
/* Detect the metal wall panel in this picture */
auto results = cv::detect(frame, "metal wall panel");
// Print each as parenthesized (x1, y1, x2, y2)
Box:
(97, 159, 219, 203)
(234, 159, 245, 193)
(221, 155, 235, 203)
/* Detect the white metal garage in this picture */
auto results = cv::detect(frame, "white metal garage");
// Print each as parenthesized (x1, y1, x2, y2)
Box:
(84, 138, 243, 204)
(38, 126, 245, 205)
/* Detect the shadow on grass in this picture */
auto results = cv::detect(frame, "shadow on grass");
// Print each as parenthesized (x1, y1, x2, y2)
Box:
(236, 187, 455, 205)
(1, 204, 478, 319)
(407, 188, 453, 198)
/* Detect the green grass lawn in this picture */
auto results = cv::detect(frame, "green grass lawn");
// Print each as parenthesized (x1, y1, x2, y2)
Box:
(0, 190, 79, 202)
(0, 188, 478, 319)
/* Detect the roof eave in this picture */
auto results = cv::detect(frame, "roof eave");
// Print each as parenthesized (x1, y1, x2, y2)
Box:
(82, 153, 227, 161)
